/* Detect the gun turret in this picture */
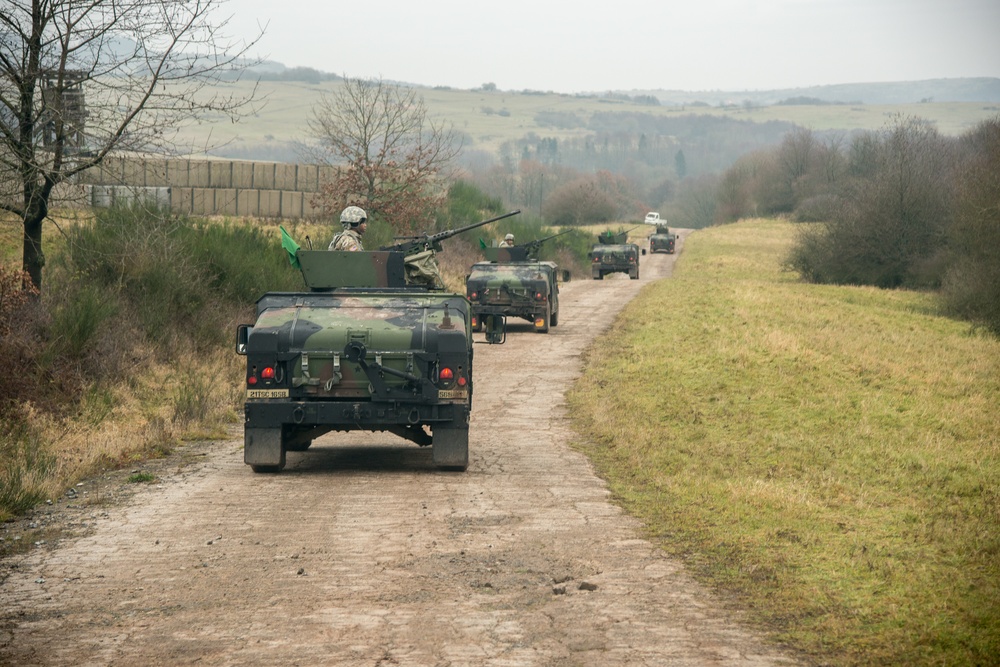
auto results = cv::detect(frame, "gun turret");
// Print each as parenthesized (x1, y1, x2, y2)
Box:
(381, 210, 521, 255)
(597, 226, 640, 245)
(520, 228, 574, 257)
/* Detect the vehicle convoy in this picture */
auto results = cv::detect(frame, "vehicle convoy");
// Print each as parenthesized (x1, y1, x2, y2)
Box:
(649, 224, 676, 254)
(235, 211, 520, 473)
(590, 227, 645, 280)
(465, 231, 571, 340)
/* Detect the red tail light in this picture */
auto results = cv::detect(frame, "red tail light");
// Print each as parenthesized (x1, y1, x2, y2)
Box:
(247, 375, 258, 386)
(439, 367, 454, 381)
(261, 366, 276, 380)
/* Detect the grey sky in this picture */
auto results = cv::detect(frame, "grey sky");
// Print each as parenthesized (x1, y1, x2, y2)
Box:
(227, 0, 1000, 93)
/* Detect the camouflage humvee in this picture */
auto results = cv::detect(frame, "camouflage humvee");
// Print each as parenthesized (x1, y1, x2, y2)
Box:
(589, 226, 645, 280)
(649, 224, 676, 254)
(466, 242, 569, 338)
(235, 212, 518, 473)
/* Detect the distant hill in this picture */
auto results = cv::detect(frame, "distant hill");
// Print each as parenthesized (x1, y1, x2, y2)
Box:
(242, 61, 1000, 106)
(624, 78, 1000, 106)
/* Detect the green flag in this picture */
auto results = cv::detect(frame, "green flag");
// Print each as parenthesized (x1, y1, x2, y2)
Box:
(479, 237, 487, 249)
(280, 225, 301, 269)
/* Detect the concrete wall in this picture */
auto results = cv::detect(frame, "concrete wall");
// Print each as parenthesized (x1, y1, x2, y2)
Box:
(76, 157, 337, 220)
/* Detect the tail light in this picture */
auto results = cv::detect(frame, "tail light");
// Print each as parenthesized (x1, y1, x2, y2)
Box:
(534, 291, 545, 301)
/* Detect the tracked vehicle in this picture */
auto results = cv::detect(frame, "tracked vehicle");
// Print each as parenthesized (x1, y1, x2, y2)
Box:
(236, 212, 518, 473)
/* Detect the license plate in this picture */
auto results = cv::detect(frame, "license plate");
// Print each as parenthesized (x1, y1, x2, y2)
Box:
(247, 388, 289, 399)
(437, 389, 468, 400)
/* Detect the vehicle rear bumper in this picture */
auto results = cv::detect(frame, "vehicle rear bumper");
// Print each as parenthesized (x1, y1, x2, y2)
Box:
(244, 399, 470, 430)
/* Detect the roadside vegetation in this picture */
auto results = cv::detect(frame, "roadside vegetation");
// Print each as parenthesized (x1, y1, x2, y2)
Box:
(567, 219, 999, 665)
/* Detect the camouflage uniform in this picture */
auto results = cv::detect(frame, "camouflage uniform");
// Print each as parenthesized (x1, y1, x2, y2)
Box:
(329, 228, 364, 251)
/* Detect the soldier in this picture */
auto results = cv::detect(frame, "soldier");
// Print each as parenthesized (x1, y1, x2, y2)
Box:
(328, 206, 368, 251)
(499, 233, 515, 247)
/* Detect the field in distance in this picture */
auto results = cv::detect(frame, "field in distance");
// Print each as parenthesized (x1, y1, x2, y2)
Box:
(180, 79, 1000, 159)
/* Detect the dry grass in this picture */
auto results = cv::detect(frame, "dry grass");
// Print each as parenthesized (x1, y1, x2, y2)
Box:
(3, 346, 242, 515)
(568, 219, 1000, 665)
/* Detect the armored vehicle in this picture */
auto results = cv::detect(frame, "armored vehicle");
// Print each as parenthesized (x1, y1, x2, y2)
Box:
(465, 232, 571, 339)
(235, 211, 519, 473)
(589, 226, 645, 280)
(649, 224, 676, 254)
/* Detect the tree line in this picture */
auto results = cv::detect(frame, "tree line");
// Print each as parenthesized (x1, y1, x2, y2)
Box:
(711, 115, 999, 335)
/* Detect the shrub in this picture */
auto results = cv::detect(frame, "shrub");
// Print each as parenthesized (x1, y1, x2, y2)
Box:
(789, 116, 955, 288)
(941, 116, 1000, 335)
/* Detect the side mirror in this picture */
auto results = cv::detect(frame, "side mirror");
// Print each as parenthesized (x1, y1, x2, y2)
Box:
(561, 270, 571, 283)
(641, 249, 647, 256)
(236, 324, 253, 355)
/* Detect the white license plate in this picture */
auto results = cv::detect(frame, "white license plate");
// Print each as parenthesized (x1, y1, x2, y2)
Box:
(247, 388, 289, 399)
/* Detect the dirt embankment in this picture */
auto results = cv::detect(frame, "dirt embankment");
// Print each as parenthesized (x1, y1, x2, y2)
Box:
(1, 233, 799, 666)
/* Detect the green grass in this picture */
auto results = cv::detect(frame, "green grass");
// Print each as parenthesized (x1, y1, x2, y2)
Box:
(567, 219, 1000, 665)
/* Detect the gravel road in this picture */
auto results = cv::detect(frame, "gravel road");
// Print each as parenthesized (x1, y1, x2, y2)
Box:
(1, 233, 799, 666)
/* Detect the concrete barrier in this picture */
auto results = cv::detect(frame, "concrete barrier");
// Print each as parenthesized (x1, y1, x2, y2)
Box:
(75, 157, 333, 219)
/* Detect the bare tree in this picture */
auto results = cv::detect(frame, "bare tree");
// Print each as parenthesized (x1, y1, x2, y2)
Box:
(1, 0, 263, 291)
(307, 76, 462, 236)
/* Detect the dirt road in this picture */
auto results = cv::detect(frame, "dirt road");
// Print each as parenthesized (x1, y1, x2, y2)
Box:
(1, 235, 799, 666)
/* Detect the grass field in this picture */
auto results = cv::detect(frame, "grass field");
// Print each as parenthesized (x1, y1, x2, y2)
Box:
(567, 220, 1000, 665)
(180, 80, 999, 158)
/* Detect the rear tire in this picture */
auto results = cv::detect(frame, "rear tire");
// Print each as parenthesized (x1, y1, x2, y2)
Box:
(550, 308, 559, 327)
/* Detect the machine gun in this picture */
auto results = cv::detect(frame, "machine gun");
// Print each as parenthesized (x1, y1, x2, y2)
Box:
(519, 228, 574, 258)
(381, 210, 521, 255)
(597, 226, 640, 245)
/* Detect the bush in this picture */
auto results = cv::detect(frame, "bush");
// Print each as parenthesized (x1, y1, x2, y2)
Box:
(941, 117, 1000, 335)
(789, 116, 955, 288)
(57, 203, 300, 350)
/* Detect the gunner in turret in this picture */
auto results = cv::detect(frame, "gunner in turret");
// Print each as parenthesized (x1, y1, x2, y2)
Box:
(329, 206, 368, 251)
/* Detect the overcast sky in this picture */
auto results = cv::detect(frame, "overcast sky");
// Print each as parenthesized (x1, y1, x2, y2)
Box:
(226, 0, 1000, 93)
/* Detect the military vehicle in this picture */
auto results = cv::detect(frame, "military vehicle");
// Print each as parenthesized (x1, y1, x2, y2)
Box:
(465, 231, 571, 339)
(589, 226, 645, 280)
(649, 224, 676, 254)
(235, 211, 520, 473)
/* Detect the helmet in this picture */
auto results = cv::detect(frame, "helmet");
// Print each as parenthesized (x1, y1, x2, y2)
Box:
(340, 206, 367, 226)
(504, 233, 514, 241)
